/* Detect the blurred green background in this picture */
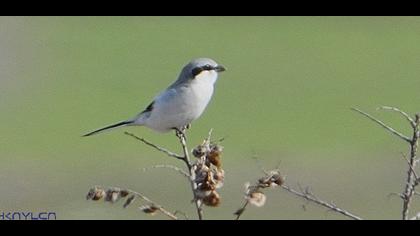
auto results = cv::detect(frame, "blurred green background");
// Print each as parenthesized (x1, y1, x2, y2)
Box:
(1, 16, 420, 220)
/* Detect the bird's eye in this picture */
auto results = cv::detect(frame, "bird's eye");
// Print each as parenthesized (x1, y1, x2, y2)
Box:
(192, 67, 203, 77)
(203, 64, 213, 70)
(192, 64, 213, 77)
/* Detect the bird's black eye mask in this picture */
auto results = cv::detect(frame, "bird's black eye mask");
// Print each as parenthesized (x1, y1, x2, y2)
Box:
(192, 64, 213, 77)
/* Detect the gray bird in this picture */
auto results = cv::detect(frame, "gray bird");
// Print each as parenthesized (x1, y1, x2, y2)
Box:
(83, 58, 226, 137)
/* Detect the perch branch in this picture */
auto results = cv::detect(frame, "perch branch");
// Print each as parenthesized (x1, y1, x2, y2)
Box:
(352, 107, 419, 220)
(124, 131, 184, 160)
(280, 184, 362, 220)
(234, 201, 249, 220)
(175, 128, 204, 220)
(377, 106, 416, 128)
(351, 107, 411, 143)
(119, 187, 178, 220)
(401, 114, 419, 220)
(142, 164, 190, 179)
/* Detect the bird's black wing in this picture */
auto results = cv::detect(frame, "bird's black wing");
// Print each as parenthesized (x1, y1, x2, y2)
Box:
(141, 101, 154, 114)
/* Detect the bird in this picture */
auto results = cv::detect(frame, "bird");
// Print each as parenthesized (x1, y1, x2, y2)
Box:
(83, 58, 226, 137)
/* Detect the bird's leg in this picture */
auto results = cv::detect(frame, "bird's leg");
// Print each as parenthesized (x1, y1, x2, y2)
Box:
(174, 128, 183, 139)
(174, 126, 189, 139)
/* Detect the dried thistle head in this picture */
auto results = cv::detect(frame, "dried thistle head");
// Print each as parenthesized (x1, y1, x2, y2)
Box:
(258, 170, 284, 188)
(247, 191, 266, 207)
(195, 188, 212, 200)
(202, 191, 221, 207)
(86, 186, 105, 201)
(271, 173, 284, 186)
(194, 164, 210, 183)
(213, 168, 225, 189)
(207, 144, 223, 168)
(197, 180, 216, 192)
(192, 144, 207, 158)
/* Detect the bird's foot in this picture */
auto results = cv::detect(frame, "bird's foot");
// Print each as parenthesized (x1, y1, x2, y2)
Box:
(174, 126, 188, 140)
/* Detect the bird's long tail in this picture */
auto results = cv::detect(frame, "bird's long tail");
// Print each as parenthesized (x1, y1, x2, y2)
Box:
(82, 120, 133, 137)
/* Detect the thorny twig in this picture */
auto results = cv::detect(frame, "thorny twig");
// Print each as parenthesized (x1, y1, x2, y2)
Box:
(234, 169, 361, 220)
(352, 106, 420, 220)
(377, 106, 416, 128)
(234, 201, 249, 220)
(124, 132, 184, 160)
(86, 186, 178, 220)
(351, 107, 411, 143)
(280, 184, 362, 220)
(142, 164, 190, 179)
(126, 128, 206, 220)
(234, 169, 284, 220)
(175, 127, 204, 220)
(121, 188, 178, 220)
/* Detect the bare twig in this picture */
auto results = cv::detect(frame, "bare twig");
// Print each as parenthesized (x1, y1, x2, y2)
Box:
(174, 210, 189, 220)
(124, 132, 184, 160)
(352, 107, 419, 220)
(351, 107, 411, 143)
(400, 153, 419, 181)
(175, 128, 204, 220)
(142, 164, 190, 179)
(377, 106, 416, 128)
(234, 201, 249, 220)
(125, 128, 218, 220)
(234, 170, 284, 220)
(87, 186, 178, 220)
(121, 188, 178, 220)
(387, 192, 404, 200)
(401, 114, 419, 220)
(280, 184, 362, 220)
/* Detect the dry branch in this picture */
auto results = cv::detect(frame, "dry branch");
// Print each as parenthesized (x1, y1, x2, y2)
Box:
(142, 164, 190, 179)
(175, 128, 204, 220)
(124, 131, 184, 160)
(352, 107, 420, 220)
(280, 184, 362, 220)
(351, 107, 411, 143)
(86, 186, 178, 220)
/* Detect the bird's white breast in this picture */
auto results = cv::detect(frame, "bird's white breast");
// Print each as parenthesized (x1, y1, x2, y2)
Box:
(143, 71, 218, 132)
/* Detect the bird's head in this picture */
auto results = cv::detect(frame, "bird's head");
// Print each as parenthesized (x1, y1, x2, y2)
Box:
(179, 58, 226, 83)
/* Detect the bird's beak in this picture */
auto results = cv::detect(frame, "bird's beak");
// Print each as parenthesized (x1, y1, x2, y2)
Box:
(214, 65, 226, 72)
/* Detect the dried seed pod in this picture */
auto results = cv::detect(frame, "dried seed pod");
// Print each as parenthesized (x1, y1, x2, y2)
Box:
(192, 144, 207, 158)
(271, 173, 284, 186)
(197, 181, 216, 192)
(105, 189, 120, 203)
(123, 195, 136, 208)
(247, 191, 266, 207)
(86, 187, 105, 201)
(194, 165, 210, 184)
(207, 152, 222, 168)
(195, 189, 212, 200)
(202, 191, 221, 207)
(120, 189, 130, 198)
(207, 144, 223, 168)
(258, 176, 271, 187)
(213, 169, 225, 189)
(139, 205, 159, 215)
